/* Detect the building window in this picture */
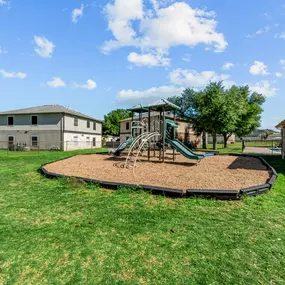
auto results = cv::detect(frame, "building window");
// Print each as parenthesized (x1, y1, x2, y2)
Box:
(31, 115, 38, 125)
(93, 122, 96, 130)
(31, 136, 38, 146)
(74, 118, 78, 126)
(8, 136, 14, 146)
(8, 116, 14, 126)
(87, 120, 90, 128)
(126, 122, 130, 130)
(93, 137, 96, 147)
(74, 136, 78, 145)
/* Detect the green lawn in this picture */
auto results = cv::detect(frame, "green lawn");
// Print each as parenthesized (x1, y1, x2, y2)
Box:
(1, 149, 285, 284)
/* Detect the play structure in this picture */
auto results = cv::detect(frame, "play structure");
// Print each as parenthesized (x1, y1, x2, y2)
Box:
(41, 98, 278, 200)
(112, 99, 213, 168)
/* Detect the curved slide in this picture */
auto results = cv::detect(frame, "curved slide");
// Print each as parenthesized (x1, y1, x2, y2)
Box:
(112, 137, 134, 156)
(166, 138, 214, 160)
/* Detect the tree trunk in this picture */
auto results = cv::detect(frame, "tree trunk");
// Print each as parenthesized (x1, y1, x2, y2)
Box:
(223, 133, 228, 148)
(213, 133, 217, 150)
(202, 131, 207, 149)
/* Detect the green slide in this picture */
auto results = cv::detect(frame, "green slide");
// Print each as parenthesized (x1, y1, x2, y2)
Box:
(166, 138, 205, 160)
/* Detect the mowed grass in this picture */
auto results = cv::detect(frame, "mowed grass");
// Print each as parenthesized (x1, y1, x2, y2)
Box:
(0, 149, 285, 284)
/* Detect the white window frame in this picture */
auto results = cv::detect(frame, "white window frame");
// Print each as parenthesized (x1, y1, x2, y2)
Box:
(31, 115, 38, 126)
(74, 118, 79, 127)
(87, 120, 90, 128)
(7, 116, 14, 126)
(92, 137, 96, 147)
(74, 136, 78, 145)
(31, 135, 39, 146)
(93, 122, 96, 130)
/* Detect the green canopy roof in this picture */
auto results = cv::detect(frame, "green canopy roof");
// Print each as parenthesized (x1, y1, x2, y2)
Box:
(128, 99, 180, 112)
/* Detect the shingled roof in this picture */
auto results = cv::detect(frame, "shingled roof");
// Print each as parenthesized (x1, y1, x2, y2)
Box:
(0, 105, 102, 122)
(276, 119, 285, 128)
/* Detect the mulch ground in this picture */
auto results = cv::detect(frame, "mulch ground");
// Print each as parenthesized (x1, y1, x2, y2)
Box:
(44, 154, 271, 191)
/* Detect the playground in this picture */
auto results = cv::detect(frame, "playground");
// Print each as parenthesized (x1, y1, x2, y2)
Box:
(42, 99, 276, 198)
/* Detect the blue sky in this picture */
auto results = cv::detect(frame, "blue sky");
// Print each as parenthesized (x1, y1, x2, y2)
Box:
(0, 0, 284, 129)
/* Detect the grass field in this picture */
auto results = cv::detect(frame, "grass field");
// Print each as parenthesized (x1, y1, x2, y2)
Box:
(1, 148, 285, 284)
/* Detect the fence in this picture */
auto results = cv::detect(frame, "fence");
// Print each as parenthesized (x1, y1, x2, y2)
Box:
(0, 139, 102, 152)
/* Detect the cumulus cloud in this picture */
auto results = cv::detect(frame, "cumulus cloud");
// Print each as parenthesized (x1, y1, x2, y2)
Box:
(127, 51, 170, 67)
(72, 4, 84, 23)
(117, 85, 184, 104)
(34, 36, 55, 58)
(222, 62, 234, 70)
(0, 69, 27, 79)
(249, 80, 277, 97)
(46, 77, 66, 88)
(102, 1, 227, 55)
(169, 69, 235, 88)
(276, 72, 283, 77)
(249, 61, 269, 75)
(74, 79, 97, 90)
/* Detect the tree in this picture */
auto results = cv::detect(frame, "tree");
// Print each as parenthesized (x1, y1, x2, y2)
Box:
(103, 109, 131, 136)
(169, 82, 266, 150)
(234, 86, 266, 139)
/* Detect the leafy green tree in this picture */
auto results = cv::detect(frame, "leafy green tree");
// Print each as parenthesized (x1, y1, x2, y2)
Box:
(234, 86, 266, 139)
(169, 82, 266, 150)
(103, 109, 131, 136)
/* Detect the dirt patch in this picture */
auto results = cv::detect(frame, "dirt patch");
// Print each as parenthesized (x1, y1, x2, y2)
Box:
(44, 154, 271, 191)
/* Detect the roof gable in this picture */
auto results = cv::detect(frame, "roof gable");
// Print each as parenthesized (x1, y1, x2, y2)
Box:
(0, 105, 102, 122)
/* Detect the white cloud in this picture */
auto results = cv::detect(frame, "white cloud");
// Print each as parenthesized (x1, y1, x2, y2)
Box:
(72, 4, 84, 23)
(117, 85, 184, 104)
(127, 51, 170, 67)
(280, 59, 285, 70)
(0, 46, 7, 54)
(169, 69, 235, 88)
(222, 62, 234, 70)
(275, 72, 283, 78)
(249, 81, 277, 97)
(46, 77, 65, 88)
(182, 53, 191, 62)
(256, 25, 270, 35)
(75, 79, 97, 90)
(34, 36, 55, 58)
(247, 25, 270, 38)
(0, 69, 26, 79)
(249, 61, 269, 75)
(276, 32, 285, 39)
(102, 1, 227, 54)
(0, 0, 9, 6)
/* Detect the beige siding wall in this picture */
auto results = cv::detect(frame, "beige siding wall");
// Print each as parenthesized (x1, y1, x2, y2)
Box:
(64, 115, 102, 135)
(63, 132, 102, 151)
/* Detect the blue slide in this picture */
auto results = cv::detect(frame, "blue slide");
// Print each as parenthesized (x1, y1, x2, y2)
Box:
(112, 137, 134, 156)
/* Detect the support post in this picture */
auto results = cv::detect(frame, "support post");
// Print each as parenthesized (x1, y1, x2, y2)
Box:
(173, 110, 176, 161)
(148, 108, 151, 161)
(159, 111, 162, 161)
(162, 108, 165, 162)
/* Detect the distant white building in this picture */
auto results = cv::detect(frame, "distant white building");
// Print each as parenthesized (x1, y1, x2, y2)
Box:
(0, 105, 102, 151)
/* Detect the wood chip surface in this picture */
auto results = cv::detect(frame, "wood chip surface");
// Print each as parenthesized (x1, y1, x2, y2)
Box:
(44, 154, 271, 191)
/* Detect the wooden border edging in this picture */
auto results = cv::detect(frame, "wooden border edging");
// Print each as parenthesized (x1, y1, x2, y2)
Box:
(39, 153, 278, 200)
